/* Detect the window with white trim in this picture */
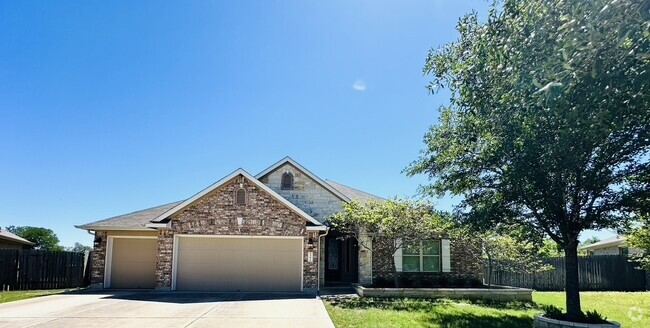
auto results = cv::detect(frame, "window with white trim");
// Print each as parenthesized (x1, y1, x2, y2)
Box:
(402, 240, 441, 272)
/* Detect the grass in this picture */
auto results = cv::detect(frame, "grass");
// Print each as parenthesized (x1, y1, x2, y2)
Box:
(534, 292, 650, 327)
(0, 289, 69, 304)
(324, 292, 650, 328)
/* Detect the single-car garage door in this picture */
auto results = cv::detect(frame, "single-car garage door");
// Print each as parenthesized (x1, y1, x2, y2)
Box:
(175, 236, 303, 291)
(108, 238, 157, 289)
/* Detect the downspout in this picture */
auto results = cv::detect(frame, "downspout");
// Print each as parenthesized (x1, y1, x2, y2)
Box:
(317, 227, 330, 294)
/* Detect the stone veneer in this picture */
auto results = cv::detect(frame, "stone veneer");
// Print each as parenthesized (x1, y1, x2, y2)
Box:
(90, 231, 107, 286)
(259, 163, 345, 223)
(155, 175, 319, 291)
(372, 237, 483, 283)
(354, 285, 532, 302)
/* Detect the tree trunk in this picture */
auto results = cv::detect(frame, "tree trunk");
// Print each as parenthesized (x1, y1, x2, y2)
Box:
(564, 242, 582, 321)
(487, 257, 493, 288)
(391, 248, 400, 288)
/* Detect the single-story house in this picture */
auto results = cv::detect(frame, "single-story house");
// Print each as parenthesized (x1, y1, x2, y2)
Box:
(580, 235, 644, 256)
(76, 157, 482, 292)
(0, 228, 34, 249)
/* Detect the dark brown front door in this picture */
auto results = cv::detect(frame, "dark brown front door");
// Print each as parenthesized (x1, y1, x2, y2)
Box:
(325, 233, 358, 284)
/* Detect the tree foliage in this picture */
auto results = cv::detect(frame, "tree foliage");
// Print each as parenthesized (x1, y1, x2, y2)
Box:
(67, 242, 93, 253)
(328, 199, 452, 278)
(408, 0, 649, 320)
(5, 226, 64, 251)
(454, 228, 553, 286)
(627, 214, 650, 270)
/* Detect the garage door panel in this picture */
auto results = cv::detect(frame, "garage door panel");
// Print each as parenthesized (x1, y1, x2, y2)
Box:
(110, 238, 157, 289)
(175, 237, 302, 292)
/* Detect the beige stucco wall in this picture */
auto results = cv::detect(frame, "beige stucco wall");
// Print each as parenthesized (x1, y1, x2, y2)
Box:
(0, 240, 29, 249)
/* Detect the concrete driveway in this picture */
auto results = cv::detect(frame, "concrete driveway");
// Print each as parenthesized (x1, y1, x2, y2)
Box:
(0, 291, 335, 328)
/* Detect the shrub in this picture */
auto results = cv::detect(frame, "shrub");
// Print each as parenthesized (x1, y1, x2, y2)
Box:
(543, 305, 608, 324)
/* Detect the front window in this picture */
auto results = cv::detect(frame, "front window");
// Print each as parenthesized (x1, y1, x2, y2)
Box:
(620, 247, 629, 256)
(402, 240, 441, 272)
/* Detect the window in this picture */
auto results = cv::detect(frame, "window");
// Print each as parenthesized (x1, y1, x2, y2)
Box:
(281, 172, 294, 190)
(402, 240, 441, 272)
(235, 188, 246, 205)
(620, 247, 629, 256)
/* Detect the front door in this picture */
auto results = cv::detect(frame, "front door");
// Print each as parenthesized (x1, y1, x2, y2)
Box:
(325, 233, 358, 284)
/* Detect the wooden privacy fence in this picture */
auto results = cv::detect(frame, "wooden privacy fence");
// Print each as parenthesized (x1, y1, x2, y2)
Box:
(486, 255, 648, 291)
(0, 250, 89, 291)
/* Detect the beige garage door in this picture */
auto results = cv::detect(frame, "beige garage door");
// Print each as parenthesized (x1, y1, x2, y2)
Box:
(175, 237, 303, 291)
(110, 238, 157, 289)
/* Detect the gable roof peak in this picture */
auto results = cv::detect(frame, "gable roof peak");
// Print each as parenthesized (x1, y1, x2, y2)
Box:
(150, 167, 324, 228)
(255, 156, 351, 202)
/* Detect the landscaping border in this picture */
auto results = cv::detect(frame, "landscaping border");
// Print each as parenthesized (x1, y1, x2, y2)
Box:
(534, 315, 620, 328)
(353, 284, 532, 302)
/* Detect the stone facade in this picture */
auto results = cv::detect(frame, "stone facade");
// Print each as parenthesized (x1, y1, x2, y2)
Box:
(90, 231, 107, 286)
(259, 163, 345, 223)
(154, 175, 319, 290)
(372, 237, 483, 284)
(355, 285, 532, 302)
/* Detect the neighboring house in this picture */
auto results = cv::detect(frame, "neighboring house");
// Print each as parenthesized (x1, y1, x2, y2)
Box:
(580, 235, 644, 256)
(0, 228, 34, 249)
(76, 157, 482, 292)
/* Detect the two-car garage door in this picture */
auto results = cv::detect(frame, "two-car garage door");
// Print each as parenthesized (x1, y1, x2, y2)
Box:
(174, 236, 303, 292)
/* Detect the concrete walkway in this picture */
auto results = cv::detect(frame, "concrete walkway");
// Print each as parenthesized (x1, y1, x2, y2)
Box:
(0, 291, 335, 328)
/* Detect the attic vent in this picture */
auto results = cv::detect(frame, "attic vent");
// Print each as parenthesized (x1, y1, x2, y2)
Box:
(281, 172, 294, 190)
(235, 188, 247, 205)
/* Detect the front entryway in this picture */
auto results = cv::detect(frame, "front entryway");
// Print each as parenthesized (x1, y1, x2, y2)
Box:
(324, 232, 358, 284)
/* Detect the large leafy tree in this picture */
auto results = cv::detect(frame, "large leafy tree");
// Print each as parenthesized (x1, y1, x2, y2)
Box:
(5, 226, 64, 251)
(408, 0, 649, 321)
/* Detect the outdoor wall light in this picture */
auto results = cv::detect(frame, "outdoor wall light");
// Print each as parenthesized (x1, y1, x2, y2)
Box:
(237, 217, 244, 226)
(93, 235, 102, 246)
(308, 237, 314, 246)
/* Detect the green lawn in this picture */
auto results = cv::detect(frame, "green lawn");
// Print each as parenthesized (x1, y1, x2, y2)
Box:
(324, 292, 650, 328)
(0, 289, 68, 304)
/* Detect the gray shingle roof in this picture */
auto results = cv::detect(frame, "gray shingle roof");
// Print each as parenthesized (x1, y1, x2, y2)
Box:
(0, 229, 34, 245)
(325, 180, 385, 203)
(76, 179, 384, 231)
(76, 201, 182, 230)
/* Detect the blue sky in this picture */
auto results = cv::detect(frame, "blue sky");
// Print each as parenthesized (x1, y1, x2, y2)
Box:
(0, 1, 614, 247)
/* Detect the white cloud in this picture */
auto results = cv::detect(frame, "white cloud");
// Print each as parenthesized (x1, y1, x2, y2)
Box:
(352, 80, 366, 92)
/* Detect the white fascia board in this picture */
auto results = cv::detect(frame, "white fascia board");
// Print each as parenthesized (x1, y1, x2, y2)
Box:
(150, 168, 325, 228)
(255, 156, 351, 203)
(306, 226, 327, 231)
(145, 222, 171, 229)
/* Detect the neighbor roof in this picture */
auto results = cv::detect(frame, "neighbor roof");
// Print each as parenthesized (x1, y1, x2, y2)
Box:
(0, 229, 34, 246)
(580, 236, 627, 251)
(150, 168, 325, 229)
(75, 201, 182, 231)
(325, 180, 385, 203)
(255, 156, 351, 202)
